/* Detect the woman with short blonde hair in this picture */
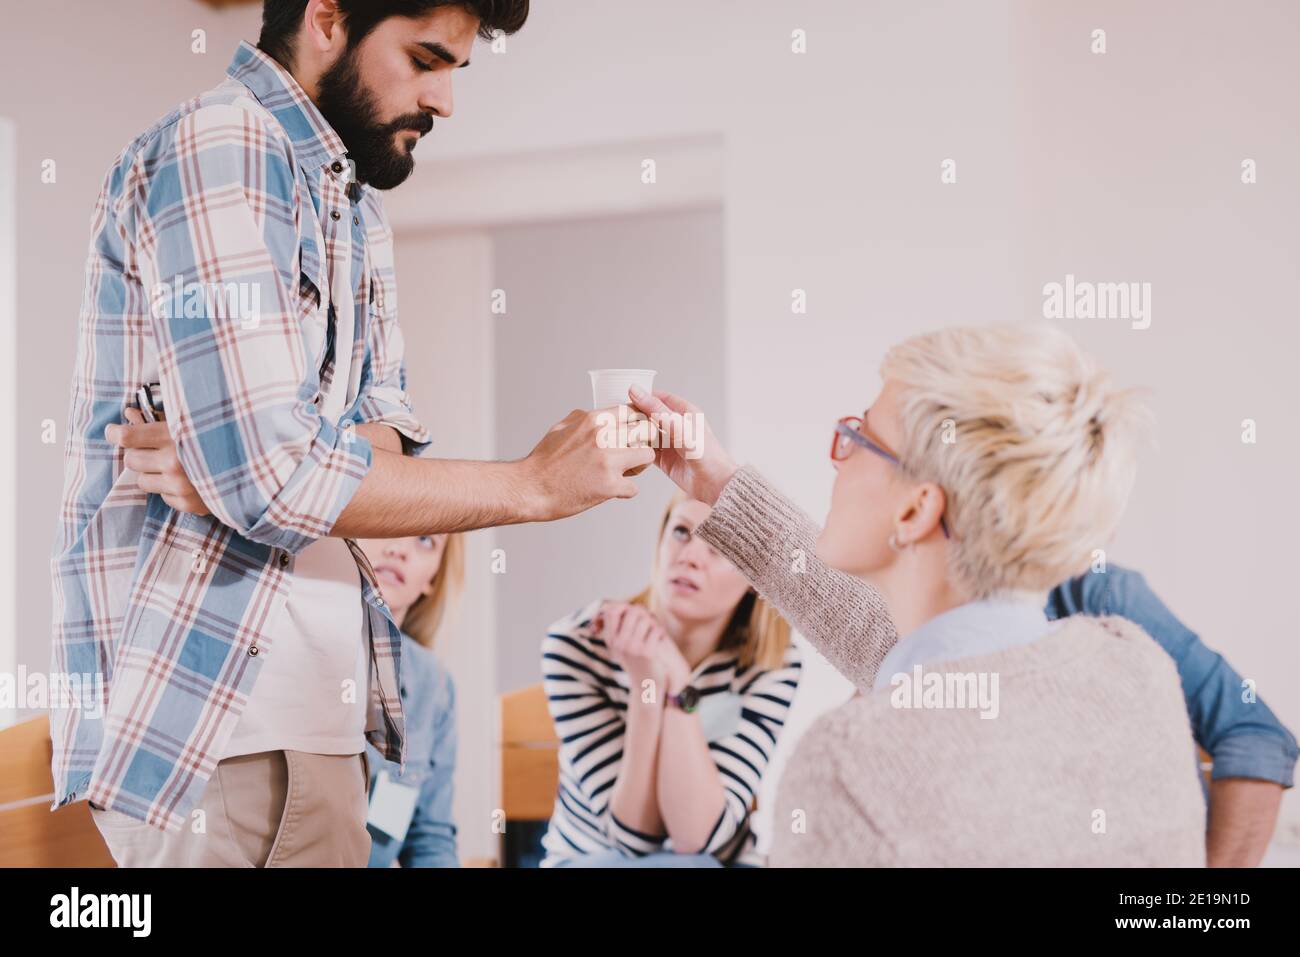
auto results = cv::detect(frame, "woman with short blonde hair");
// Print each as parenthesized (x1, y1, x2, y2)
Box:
(631, 321, 1207, 866)
(875, 323, 1147, 596)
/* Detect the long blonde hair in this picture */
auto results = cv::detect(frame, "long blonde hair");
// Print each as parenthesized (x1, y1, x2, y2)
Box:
(400, 534, 467, 650)
(628, 491, 791, 671)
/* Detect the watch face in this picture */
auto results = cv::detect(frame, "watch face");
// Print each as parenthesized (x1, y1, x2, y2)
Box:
(678, 686, 701, 712)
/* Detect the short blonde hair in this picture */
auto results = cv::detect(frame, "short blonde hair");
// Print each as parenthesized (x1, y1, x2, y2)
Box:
(880, 322, 1150, 598)
(629, 490, 792, 671)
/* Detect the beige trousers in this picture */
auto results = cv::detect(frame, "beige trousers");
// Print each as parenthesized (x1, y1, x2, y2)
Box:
(89, 750, 372, 867)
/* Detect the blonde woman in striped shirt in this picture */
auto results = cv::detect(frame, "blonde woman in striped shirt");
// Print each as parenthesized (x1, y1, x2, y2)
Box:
(540, 492, 802, 867)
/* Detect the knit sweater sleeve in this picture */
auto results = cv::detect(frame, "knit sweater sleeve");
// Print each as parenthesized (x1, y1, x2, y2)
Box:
(692, 464, 900, 693)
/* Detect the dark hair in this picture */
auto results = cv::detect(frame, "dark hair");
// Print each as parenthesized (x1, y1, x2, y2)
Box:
(258, 0, 529, 69)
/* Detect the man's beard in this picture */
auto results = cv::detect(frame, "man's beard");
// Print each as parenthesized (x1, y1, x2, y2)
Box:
(316, 45, 433, 191)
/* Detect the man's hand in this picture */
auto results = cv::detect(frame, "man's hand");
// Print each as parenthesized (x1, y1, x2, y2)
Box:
(626, 386, 737, 506)
(105, 408, 210, 515)
(517, 408, 655, 522)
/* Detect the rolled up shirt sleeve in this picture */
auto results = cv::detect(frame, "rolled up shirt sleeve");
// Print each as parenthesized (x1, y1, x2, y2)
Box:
(133, 102, 372, 553)
(341, 293, 432, 457)
(1173, 635, 1297, 786)
(345, 361, 431, 458)
(1208, 733, 1298, 785)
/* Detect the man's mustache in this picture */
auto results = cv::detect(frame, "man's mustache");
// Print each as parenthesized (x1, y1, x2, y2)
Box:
(385, 113, 435, 137)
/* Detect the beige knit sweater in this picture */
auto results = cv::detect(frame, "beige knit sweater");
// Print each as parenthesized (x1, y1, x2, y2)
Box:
(692, 465, 1207, 867)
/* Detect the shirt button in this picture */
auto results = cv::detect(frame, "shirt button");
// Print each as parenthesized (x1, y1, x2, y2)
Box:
(331, 161, 344, 173)
(248, 645, 260, 657)
(375, 596, 386, 607)
(279, 553, 290, 567)
(353, 216, 360, 226)
(330, 210, 341, 221)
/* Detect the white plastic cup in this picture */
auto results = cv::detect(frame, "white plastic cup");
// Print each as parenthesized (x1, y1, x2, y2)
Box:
(588, 368, 657, 410)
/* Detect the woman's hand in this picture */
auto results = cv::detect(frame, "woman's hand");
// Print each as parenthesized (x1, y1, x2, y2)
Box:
(626, 386, 737, 506)
(596, 602, 687, 694)
(106, 408, 211, 516)
(653, 633, 693, 696)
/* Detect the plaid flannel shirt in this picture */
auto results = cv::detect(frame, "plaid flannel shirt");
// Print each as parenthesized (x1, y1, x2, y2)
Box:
(50, 41, 432, 832)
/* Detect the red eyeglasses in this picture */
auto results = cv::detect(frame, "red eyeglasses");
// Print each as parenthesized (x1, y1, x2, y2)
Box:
(830, 412, 951, 539)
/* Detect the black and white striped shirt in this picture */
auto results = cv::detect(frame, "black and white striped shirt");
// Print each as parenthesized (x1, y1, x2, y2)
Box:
(539, 600, 802, 867)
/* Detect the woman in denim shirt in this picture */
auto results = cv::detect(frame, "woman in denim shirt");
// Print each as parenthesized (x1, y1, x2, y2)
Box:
(357, 533, 465, 868)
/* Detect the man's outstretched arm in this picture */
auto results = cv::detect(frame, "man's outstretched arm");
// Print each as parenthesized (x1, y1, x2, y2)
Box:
(338, 406, 655, 535)
(113, 408, 655, 538)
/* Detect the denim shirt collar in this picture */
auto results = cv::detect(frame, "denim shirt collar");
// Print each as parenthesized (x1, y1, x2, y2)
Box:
(225, 40, 349, 173)
(873, 596, 1057, 693)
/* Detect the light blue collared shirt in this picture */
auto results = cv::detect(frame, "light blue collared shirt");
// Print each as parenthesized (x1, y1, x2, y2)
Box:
(872, 598, 1062, 693)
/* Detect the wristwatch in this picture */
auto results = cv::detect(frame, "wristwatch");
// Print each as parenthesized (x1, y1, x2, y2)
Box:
(667, 685, 700, 713)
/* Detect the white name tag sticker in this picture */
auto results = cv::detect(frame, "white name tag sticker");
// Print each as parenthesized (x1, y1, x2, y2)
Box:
(366, 770, 420, 841)
(696, 691, 744, 742)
